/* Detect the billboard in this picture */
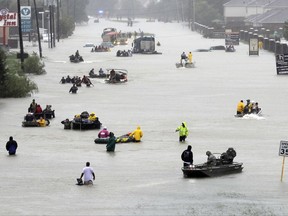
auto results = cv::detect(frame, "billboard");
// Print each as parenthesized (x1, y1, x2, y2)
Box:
(0, 9, 18, 27)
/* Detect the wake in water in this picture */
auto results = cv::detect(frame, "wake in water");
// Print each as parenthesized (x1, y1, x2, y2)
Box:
(241, 113, 265, 120)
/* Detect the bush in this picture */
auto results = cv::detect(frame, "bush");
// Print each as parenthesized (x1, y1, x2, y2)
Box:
(1, 71, 38, 98)
(23, 52, 46, 75)
(0, 48, 38, 98)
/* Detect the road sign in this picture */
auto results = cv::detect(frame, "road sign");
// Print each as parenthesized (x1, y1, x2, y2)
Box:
(225, 32, 239, 46)
(249, 38, 259, 56)
(279, 140, 288, 156)
(20, 6, 31, 19)
(276, 54, 288, 75)
(20, 6, 31, 33)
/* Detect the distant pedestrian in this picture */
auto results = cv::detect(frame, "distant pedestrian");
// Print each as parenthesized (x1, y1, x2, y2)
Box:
(176, 122, 188, 142)
(181, 145, 193, 167)
(6, 136, 18, 155)
(106, 132, 116, 152)
(79, 162, 95, 185)
(69, 84, 78, 94)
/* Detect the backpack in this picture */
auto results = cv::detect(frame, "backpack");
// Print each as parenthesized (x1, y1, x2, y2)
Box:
(181, 150, 190, 161)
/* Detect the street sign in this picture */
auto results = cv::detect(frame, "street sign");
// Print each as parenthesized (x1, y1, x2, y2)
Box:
(249, 38, 259, 56)
(20, 6, 31, 33)
(279, 140, 288, 156)
(276, 54, 288, 75)
(20, 6, 31, 19)
(225, 32, 239, 46)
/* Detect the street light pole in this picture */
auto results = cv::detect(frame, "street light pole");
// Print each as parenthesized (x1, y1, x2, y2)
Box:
(39, 11, 44, 28)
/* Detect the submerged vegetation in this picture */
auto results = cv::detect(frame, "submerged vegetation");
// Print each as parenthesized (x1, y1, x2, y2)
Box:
(0, 49, 38, 98)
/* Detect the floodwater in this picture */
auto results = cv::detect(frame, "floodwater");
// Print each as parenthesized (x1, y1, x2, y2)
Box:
(1, 18, 288, 216)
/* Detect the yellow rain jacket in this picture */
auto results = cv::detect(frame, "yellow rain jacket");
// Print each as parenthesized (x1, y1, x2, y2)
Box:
(176, 122, 188, 137)
(88, 113, 97, 121)
(237, 101, 245, 113)
(38, 118, 46, 127)
(130, 126, 143, 141)
(188, 52, 193, 63)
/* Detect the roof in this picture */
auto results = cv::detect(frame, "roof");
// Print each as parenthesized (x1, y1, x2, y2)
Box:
(224, 0, 260, 7)
(224, 0, 288, 7)
(245, 7, 288, 23)
(265, 0, 288, 8)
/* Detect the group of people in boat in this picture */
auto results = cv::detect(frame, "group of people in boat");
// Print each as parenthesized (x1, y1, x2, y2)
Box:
(69, 50, 84, 62)
(61, 111, 101, 130)
(74, 111, 99, 124)
(181, 145, 237, 167)
(236, 99, 261, 115)
(116, 50, 132, 57)
(91, 46, 110, 52)
(24, 99, 53, 126)
(225, 45, 235, 52)
(108, 69, 127, 83)
(180, 51, 193, 65)
(89, 68, 107, 78)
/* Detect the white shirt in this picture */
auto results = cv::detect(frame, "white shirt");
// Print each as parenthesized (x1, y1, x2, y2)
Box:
(82, 167, 94, 182)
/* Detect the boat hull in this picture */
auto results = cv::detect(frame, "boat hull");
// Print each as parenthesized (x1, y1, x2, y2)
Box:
(182, 162, 243, 178)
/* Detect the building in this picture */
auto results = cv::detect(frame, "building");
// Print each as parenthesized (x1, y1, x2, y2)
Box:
(224, 0, 288, 30)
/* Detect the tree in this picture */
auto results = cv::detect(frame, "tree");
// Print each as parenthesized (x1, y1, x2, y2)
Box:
(59, 16, 75, 38)
(284, 21, 288, 41)
(61, 0, 89, 23)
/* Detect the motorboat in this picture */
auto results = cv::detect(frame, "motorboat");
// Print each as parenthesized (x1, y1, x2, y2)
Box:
(176, 62, 196, 68)
(182, 162, 243, 178)
(105, 69, 128, 84)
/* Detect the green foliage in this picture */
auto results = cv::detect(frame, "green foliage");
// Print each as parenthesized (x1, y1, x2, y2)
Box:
(23, 52, 46, 75)
(0, 47, 7, 86)
(0, 49, 38, 98)
(59, 16, 75, 38)
(1, 71, 38, 98)
(284, 21, 288, 41)
(61, 0, 89, 23)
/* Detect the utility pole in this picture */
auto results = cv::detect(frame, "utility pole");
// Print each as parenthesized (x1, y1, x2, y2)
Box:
(17, 0, 25, 69)
(56, 0, 60, 42)
(188, 0, 191, 30)
(49, 4, 53, 48)
(28, 0, 31, 42)
(33, 0, 42, 58)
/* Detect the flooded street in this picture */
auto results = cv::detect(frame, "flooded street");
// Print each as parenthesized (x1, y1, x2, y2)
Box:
(1, 18, 288, 215)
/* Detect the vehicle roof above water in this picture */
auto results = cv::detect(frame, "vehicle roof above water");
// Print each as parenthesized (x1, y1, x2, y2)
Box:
(83, 43, 95, 47)
(100, 42, 114, 48)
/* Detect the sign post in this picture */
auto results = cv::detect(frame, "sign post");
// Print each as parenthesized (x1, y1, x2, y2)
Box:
(20, 6, 31, 33)
(275, 54, 288, 75)
(279, 140, 288, 181)
(249, 37, 259, 56)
